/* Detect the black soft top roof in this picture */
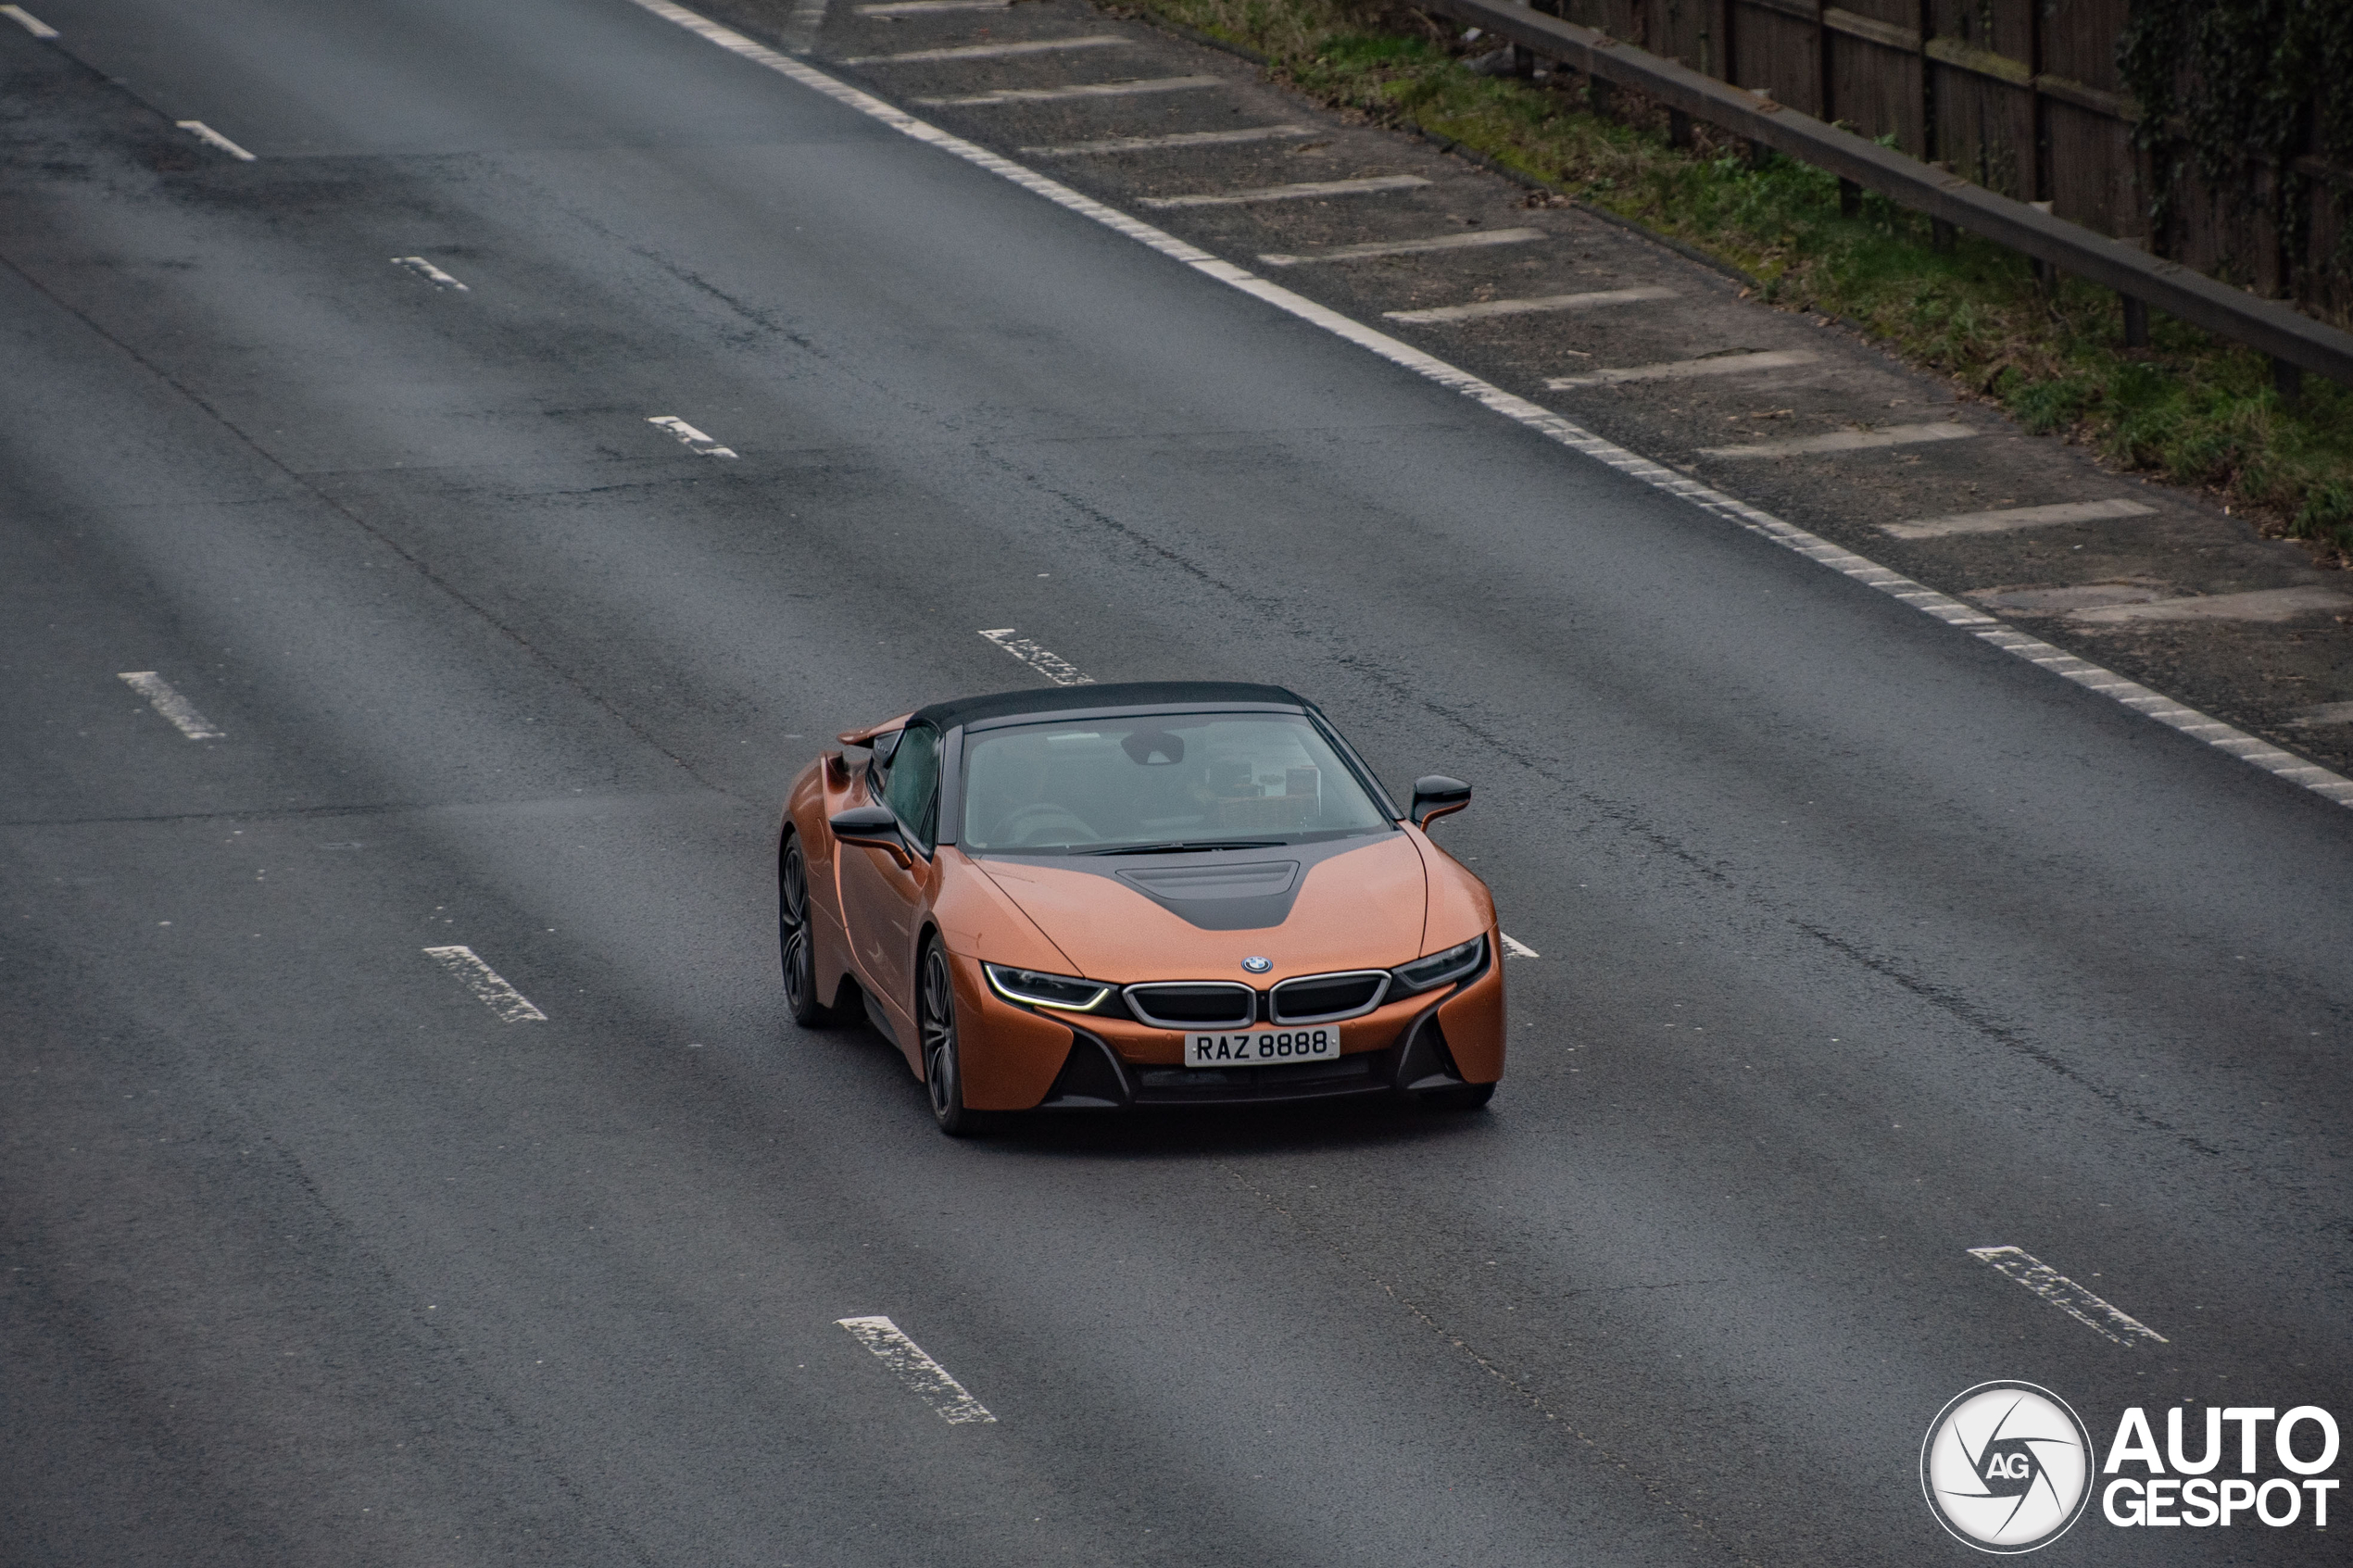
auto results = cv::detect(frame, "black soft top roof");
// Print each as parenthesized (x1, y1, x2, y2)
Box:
(910, 681, 1307, 732)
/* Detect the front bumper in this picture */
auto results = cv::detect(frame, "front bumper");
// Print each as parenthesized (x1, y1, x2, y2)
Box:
(1033, 1004, 1469, 1107)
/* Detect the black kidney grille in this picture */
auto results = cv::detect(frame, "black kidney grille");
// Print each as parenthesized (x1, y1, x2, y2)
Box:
(1124, 983, 1256, 1030)
(1270, 971, 1389, 1024)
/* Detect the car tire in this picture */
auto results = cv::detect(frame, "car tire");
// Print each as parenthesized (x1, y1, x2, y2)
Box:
(780, 831, 855, 1029)
(918, 937, 987, 1137)
(1419, 1081, 1496, 1110)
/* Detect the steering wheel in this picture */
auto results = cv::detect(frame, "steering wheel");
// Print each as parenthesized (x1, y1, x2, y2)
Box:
(993, 801, 1097, 846)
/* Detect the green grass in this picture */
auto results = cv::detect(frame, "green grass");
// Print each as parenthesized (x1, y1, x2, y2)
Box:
(1109, 0, 2353, 556)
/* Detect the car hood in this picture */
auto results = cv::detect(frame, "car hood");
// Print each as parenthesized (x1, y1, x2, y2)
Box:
(972, 834, 1427, 982)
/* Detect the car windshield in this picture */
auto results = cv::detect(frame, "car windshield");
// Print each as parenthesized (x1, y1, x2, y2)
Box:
(960, 713, 1393, 853)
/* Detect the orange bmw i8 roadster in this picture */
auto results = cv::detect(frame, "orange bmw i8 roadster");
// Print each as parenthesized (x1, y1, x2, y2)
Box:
(776, 682, 1504, 1134)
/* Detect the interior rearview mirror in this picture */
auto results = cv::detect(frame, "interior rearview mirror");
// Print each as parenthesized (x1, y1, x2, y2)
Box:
(1409, 775, 1471, 830)
(830, 805, 912, 868)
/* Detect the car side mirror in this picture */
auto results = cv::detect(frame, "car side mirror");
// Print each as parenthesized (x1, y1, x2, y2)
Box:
(1409, 775, 1471, 830)
(830, 805, 912, 868)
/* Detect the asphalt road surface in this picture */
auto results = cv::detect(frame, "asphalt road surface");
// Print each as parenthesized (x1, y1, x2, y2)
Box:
(3, 1, 2347, 1564)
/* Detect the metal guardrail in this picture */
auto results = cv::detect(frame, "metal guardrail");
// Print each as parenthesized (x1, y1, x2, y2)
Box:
(1421, 0, 2353, 393)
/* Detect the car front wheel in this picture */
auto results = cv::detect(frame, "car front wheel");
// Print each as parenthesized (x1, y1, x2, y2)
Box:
(918, 938, 984, 1137)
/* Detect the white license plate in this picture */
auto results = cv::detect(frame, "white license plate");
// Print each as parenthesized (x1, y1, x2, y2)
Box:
(1186, 1028, 1340, 1067)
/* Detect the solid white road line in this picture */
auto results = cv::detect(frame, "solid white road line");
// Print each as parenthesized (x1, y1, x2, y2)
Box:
(620, 0, 2353, 814)
(1500, 933, 1540, 959)
(391, 256, 469, 290)
(119, 671, 224, 740)
(1384, 285, 1676, 323)
(648, 415, 739, 458)
(1022, 124, 1317, 157)
(837, 1316, 997, 1424)
(917, 74, 1219, 107)
(1880, 497, 2155, 540)
(1547, 349, 1818, 389)
(1968, 1246, 2167, 1347)
(1259, 227, 1545, 266)
(175, 120, 256, 161)
(857, 0, 1009, 12)
(1, 5, 59, 37)
(423, 946, 547, 1022)
(1698, 420, 1976, 459)
(845, 34, 1125, 63)
(979, 628, 1092, 686)
(2069, 585, 2350, 625)
(1139, 174, 1429, 209)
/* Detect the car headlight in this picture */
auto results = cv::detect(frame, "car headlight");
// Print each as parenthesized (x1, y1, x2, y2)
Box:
(984, 963, 1112, 1011)
(1390, 935, 1486, 995)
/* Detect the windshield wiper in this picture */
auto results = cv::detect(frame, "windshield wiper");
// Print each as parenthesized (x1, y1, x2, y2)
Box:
(1085, 839, 1285, 856)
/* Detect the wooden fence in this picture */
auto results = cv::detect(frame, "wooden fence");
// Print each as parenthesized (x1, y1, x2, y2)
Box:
(1522, 0, 2346, 324)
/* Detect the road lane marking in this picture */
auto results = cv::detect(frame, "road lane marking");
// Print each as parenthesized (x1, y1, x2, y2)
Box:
(1139, 173, 1429, 209)
(837, 1315, 996, 1424)
(1968, 1246, 2166, 1347)
(175, 120, 256, 161)
(2068, 585, 2350, 625)
(391, 256, 469, 290)
(915, 74, 1220, 107)
(846, 34, 1125, 63)
(622, 0, 2353, 814)
(1699, 420, 1977, 458)
(779, 0, 828, 53)
(2290, 700, 2353, 727)
(857, 0, 1009, 11)
(423, 946, 547, 1022)
(119, 672, 223, 740)
(1880, 497, 2155, 540)
(979, 628, 1092, 686)
(1500, 934, 1539, 959)
(647, 415, 739, 458)
(1385, 285, 1676, 322)
(1258, 228, 1544, 266)
(1, 6, 58, 36)
(1023, 124, 1317, 157)
(1547, 349, 1818, 389)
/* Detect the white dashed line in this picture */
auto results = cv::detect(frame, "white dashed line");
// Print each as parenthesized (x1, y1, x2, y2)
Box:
(1022, 124, 1317, 157)
(837, 1315, 996, 1424)
(1258, 227, 1544, 266)
(175, 120, 256, 160)
(119, 671, 224, 740)
(856, 0, 1006, 12)
(391, 256, 468, 290)
(1547, 349, 1818, 389)
(1968, 1246, 2166, 1347)
(423, 946, 547, 1022)
(647, 415, 738, 458)
(1139, 174, 1430, 209)
(2, 5, 59, 37)
(1698, 421, 1977, 458)
(1500, 933, 1539, 959)
(1880, 497, 2155, 540)
(845, 34, 1126, 63)
(2069, 585, 2350, 625)
(619, 0, 2353, 814)
(979, 628, 1092, 686)
(915, 74, 1220, 107)
(1384, 285, 1676, 323)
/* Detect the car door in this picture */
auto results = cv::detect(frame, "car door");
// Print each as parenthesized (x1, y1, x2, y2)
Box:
(837, 722, 942, 1039)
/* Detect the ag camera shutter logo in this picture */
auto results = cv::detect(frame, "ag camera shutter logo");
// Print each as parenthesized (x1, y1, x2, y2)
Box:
(1921, 1382, 2095, 1553)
